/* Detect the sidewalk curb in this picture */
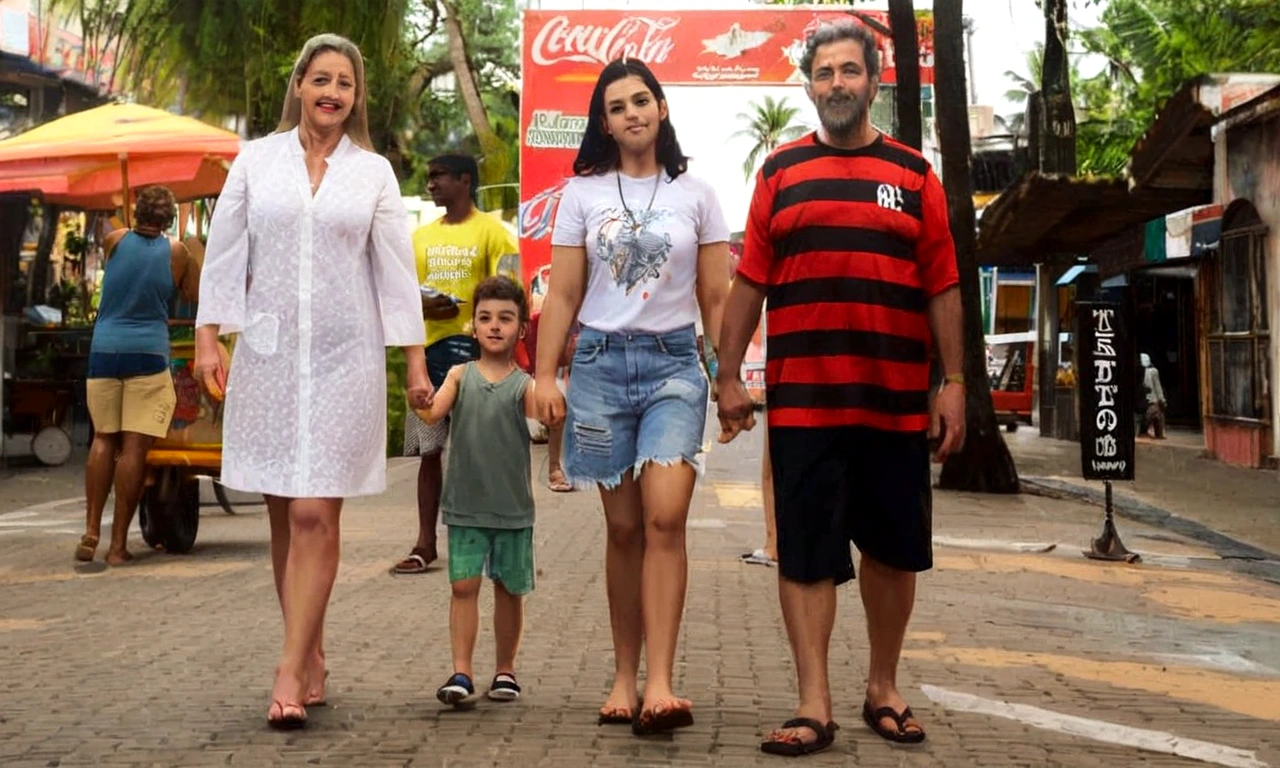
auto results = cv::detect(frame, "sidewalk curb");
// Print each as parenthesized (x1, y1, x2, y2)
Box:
(1021, 476, 1280, 574)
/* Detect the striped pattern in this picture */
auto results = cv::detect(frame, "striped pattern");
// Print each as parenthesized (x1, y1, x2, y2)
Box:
(738, 133, 959, 431)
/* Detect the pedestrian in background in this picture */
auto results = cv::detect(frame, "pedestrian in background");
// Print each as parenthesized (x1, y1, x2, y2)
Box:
(194, 33, 430, 729)
(393, 153, 520, 575)
(533, 57, 731, 735)
(76, 185, 200, 566)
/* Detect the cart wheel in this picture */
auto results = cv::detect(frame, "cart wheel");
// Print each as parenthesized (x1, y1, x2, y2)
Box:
(162, 478, 201, 555)
(32, 426, 72, 466)
(139, 484, 166, 550)
(213, 481, 237, 515)
(1006, 421, 1019, 433)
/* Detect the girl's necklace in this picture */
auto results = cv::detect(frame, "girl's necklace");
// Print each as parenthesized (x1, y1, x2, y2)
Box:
(617, 170, 660, 232)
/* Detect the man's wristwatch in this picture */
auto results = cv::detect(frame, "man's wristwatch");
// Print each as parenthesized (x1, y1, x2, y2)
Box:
(943, 373, 965, 387)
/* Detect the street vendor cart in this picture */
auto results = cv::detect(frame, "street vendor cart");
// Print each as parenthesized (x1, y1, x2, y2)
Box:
(137, 334, 238, 554)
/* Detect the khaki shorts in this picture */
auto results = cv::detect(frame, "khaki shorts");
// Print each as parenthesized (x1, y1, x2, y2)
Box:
(86, 370, 176, 438)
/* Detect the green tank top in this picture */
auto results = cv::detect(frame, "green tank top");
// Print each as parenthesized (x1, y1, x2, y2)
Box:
(441, 362, 534, 529)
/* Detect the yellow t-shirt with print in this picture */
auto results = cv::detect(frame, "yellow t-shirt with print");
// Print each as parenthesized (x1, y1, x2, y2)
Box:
(414, 210, 519, 347)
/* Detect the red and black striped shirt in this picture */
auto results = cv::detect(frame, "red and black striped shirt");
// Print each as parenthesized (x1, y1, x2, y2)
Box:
(737, 132, 959, 431)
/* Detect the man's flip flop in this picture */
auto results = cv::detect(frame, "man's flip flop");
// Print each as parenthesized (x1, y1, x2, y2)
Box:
(862, 701, 926, 743)
(391, 547, 435, 574)
(759, 717, 836, 757)
(631, 704, 694, 736)
(740, 549, 775, 567)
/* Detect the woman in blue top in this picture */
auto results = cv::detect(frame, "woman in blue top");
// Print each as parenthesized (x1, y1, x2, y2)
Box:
(75, 185, 200, 565)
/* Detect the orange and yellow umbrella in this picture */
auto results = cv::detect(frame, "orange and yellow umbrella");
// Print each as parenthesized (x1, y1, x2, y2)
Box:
(0, 102, 241, 222)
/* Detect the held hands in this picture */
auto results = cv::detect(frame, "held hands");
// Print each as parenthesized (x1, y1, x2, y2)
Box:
(930, 381, 966, 463)
(716, 377, 756, 443)
(534, 375, 567, 428)
(193, 334, 228, 401)
(405, 361, 434, 413)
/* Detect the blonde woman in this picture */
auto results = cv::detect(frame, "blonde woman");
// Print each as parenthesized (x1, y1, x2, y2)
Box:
(194, 33, 431, 728)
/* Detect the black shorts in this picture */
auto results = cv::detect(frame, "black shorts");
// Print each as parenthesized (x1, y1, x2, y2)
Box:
(770, 425, 933, 585)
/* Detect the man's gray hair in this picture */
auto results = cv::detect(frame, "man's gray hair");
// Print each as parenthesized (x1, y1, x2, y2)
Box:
(797, 21, 881, 82)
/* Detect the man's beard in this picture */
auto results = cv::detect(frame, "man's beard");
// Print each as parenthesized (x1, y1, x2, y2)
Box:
(817, 92, 870, 141)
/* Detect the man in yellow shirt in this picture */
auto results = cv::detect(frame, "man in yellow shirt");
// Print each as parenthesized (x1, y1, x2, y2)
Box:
(394, 153, 519, 575)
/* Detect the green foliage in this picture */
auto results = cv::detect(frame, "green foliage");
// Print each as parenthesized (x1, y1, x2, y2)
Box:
(1073, 0, 1280, 176)
(733, 95, 809, 180)
(386, 345, 407, 457)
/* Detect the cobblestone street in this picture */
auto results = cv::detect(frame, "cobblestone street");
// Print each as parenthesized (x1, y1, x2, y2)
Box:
(2, 425, 1278, 767)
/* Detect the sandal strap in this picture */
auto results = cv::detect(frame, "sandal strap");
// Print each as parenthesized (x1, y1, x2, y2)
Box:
(868, 704, 920, 732)
(780, 717, 829, 736)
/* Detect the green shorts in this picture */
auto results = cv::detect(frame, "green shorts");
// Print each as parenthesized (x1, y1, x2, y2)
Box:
(447, 525, 535, 595)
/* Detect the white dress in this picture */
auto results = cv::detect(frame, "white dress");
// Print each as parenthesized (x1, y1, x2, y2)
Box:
(196, 128, 425, 498)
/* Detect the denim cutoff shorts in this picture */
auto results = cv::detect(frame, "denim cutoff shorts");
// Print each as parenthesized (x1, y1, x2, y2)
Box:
(563, 324, 709, 489)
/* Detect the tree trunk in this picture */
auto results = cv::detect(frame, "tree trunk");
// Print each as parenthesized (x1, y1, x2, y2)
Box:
(440, 0, 510, 202)
(1039, 0, 1076, 175)
(1034, 0, 1076, 438)
(933, 0, 1019, 493)
(888, 0, 921, 150)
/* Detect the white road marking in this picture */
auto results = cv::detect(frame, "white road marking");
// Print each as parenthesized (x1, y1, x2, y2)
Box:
(0, 497, 83, 517)
(931, 535, 1057, 553)
(1153, 650, 1278, 676)
(920, 684, 1267, 768)
(0, 511, 39, 521)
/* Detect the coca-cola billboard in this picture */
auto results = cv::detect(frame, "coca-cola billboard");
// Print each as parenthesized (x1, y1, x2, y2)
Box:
(518, 8, 935, 300)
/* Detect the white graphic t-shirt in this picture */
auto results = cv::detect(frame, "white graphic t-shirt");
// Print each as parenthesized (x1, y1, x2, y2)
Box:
(551, 170, 730, 333)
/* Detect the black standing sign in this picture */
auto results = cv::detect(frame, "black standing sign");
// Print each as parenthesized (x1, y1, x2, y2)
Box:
(1076, 301, 1135, 481)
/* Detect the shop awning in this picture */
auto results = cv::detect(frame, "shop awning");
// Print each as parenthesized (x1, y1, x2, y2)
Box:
(975, 172, 1208, 267)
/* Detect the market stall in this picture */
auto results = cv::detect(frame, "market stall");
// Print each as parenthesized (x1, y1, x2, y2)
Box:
(0, 102, 239, 469)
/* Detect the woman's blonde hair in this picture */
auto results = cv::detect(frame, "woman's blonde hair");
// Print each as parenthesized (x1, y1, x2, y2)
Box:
(275, 33, 374, 151)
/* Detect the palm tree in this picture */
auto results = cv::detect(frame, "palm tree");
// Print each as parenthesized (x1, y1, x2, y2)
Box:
(732, 95, 808, 180)
(1003, 43, 1044, 107)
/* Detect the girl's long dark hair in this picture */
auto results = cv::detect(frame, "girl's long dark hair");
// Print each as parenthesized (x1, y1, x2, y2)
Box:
(573, 58, 688, 180)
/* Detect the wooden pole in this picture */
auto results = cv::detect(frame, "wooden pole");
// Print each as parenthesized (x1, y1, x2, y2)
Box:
(119, 153, 131, 228)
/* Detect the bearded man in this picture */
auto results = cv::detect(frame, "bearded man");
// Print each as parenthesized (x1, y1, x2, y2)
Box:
(714, 21, 965, 756)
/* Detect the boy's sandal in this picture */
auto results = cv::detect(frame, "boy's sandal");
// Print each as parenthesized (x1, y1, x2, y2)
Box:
(436, 672, 474, 706)
(862, 701, 926, 743)
(759, 718, 837, 757)
(74, 534, 99, 562)
(631, 702, 694, 736)
(487, 673, 521, 701)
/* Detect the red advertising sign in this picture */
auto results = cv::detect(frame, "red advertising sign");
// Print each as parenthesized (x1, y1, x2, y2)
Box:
(518, 8, 935, 301)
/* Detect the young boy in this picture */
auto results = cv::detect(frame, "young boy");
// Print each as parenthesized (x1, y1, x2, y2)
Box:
(415, 275, 537, 706)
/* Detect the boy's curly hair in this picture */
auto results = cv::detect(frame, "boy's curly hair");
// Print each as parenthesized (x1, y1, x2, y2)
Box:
(472, 275, 529, 323)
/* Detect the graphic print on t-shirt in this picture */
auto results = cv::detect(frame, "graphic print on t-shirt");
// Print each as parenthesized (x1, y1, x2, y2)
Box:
(595, 208, 674, 295)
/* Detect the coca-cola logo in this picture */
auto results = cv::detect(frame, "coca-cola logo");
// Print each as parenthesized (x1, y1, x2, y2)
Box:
(530, 15, 679, 67)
